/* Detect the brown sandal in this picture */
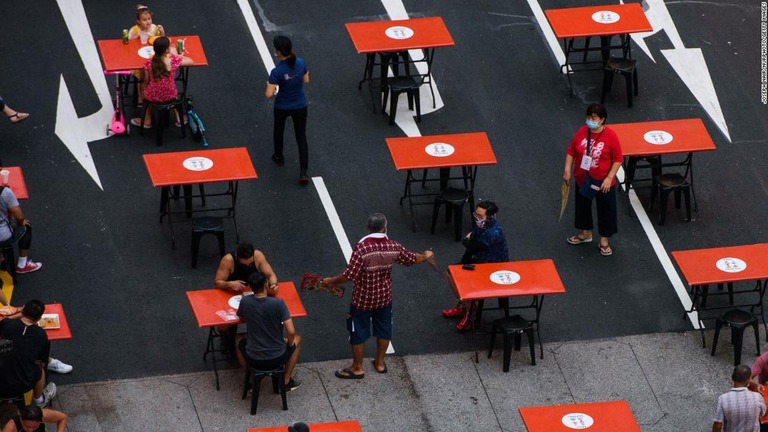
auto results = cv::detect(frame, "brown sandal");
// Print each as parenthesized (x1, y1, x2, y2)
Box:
(7, 112, 29, 123)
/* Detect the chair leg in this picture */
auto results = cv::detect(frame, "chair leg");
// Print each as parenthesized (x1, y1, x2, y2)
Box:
(649, 180, 658, 212)
(278, 376, 288, 410)
(177, 104, 186, 138)
(624, 72, 633, 107)
(452, 203, 463, 242)
(683, 188, 691, 221)
(250, 374, 265, 415)
(527, 328, 536, 366)
(216, 231, 226, 258)
(633, 68, 639, 96)
(674, 189, 682, 209)
(711, 319, 722, 356)
(430, 200, 441, 234)
(513, 332, 522, 351)
(502, 333, 512, 373)
(600, 70, 612, 103)
(198, 184, 207, 207)
(754, 320, 761, 355)
(388, 90, 399, 125)
(154, 107, 164, 146)
(659, 189, 669, 225)
(487, 324, 498, 359)
(733, 326, 744, 366)
(242, 368, 250, 399)
(414, 89, 421, 123)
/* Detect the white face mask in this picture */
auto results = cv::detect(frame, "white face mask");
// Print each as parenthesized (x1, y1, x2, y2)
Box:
(475, 217, 486, 228)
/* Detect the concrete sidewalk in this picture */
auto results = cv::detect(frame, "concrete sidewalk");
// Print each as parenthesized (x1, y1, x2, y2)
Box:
(53, 330, 745, 431)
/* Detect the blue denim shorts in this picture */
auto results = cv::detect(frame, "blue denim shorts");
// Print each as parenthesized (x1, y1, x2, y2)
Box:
(347, 304, 392, 345)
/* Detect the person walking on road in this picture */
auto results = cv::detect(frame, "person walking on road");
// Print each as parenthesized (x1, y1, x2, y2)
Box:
(322, 213, 433, 379)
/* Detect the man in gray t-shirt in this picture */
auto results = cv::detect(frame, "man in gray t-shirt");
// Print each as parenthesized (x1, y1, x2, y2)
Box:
(236, 272, 302, 391)
(0, 186, 42, 274)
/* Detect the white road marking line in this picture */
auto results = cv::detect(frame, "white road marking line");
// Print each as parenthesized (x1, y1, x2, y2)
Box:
(527, 0, 567, 72)
(236, 0, 275, 75)
(312, 177, 353, 263)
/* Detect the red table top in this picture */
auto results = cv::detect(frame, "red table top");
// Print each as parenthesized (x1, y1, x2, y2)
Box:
(42, 303, 72, 341)
(247, 420, 362, 432)
(449, 260, 566, 301)
(98, 35, 208, 72)
(2, 166, 28, 200)
(143, 147, 257, 187)
(671, 243, 768, 286)
(386, 132, 497, 170)
(611, 118, 717, 157)
(519, 400, 641, 432)
(545, 4, 652, 39)
(345, 17, 455, 54)
(186, 282, 307, 328)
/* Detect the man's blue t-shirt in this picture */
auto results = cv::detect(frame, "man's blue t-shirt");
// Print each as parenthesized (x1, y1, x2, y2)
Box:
(269, 58, 308, 110)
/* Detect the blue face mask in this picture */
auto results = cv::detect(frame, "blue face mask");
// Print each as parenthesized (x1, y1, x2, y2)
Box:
(586, 119, 599, 129)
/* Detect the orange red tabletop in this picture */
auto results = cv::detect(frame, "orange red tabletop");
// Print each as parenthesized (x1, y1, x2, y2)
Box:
(345, 17, 454, 54)
(247, 420, 362, 432)
(98, 35, 208, 72)
(43, 303, 72, 341)
(611, 118, 717, 157)
(386, 132, 497, 170)
(545, 4, 652, 39)
(448, 260, 566, 301)
(2, 166, 28, 200)
(186, 282, 307, 328)
(519, 400, 641, 432)
(671, 243, 768, 286)
(143, 147, 257, 187)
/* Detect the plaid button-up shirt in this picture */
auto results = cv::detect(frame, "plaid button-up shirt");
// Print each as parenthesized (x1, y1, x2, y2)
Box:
(343, 234, 417, 310)
(713, 387, 766, 432)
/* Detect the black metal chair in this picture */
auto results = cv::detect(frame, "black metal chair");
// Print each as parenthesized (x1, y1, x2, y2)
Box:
(138, 98, 186, 146)
(191, 217, 225, 268)
(649, 173, 692, 225)
(711, 308, 760, 366)
(241, 365, 287, 415)
(601, 57, 638, 107)
(487, 315, 536, 372)
(430, 187, 473, 242)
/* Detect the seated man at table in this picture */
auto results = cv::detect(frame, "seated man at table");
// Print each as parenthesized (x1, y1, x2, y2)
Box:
(214, 242, 279, 351)
(0, 300, 56, 407)
(0, 185, 41, 274)
(235, 272, 301, 392)
(713, 364, 766, 432)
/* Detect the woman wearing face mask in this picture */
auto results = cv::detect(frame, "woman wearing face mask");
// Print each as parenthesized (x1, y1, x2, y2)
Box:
(442, 201, 509, 331)
(563, 103, 623, 256)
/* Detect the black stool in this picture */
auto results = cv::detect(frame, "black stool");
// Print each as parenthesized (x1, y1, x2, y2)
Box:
(139, 99, 186, 146)
(0, 226, 27, 284)
(488, 315, 536, 371)
(191, 217, 225, 268)
(241, 365, 287, 415)
(649, 173, 691, 225)
(600, 58, 638, 107)
(711, 308, 760, 366)
(384, 76, 422, 125)
(430, 188, 473, 242)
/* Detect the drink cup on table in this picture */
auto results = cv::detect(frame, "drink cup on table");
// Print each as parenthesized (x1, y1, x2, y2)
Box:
(140, 32, 149, 44)
(0, 170, 9, 185)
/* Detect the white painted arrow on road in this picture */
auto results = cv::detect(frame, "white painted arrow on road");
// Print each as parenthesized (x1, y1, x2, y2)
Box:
(55, 0, 113, 190)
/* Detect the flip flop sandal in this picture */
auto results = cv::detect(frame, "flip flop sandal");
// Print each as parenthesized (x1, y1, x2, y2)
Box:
(598, 244, 613, 256)
(7, 112, 29, 123)
(335, 368, 365, 379)
(372, 360, 388, 374)
(567, 235, 593, 245)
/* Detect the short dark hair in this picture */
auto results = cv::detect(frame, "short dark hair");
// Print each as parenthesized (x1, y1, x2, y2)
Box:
(22, 300, 45, 321)
(476, 201, 499, 217)
(20, 404, 43, 422)
(367, 213, 387, 233)
(236, 242, 255, 260)
(248, 272, 268, 293)
(288, 423, 310, 432)
(732, 365, 752, 383)
(273, 35, 293, 56)
(585, 102, 608, 121)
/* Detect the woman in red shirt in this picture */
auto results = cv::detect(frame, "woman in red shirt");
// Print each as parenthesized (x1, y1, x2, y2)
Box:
(562, 103, 623, 256)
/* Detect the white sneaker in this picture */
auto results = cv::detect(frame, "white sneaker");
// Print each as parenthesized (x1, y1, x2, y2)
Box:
(47, 358, 73, 374)
(34, 382, 56, 407)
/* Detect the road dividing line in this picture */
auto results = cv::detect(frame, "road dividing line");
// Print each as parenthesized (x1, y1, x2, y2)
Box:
(312, 177, 353, 263)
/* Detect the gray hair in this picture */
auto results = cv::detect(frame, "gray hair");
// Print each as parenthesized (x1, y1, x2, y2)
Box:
(367, 213, 387, 233)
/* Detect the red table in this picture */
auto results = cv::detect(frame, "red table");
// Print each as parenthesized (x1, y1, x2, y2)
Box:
(247, 420, 362, 432)
(98, 35, 209, 72)
(671, 244, 768, 345)
(544, 4, 652, 91)
(345, 17, 454, 111)
(519, 400, 641, 431)
(143, 147, 258, 248)
(42, 303, 72, 341)
(386, 132, 496, 230)
(448, 260, 566, 361)
(186, 282, 306, 390)
(2, 166, 28, 200)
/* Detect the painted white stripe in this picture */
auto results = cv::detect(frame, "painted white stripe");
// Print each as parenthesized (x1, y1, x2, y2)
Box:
(312, 177, 353, 263)
(236, 0, 275, 74)
(527, 0, 567, 72)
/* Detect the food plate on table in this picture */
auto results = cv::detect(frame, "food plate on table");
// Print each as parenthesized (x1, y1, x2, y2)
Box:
(137, 46, 155, 59)
(38, 314, 60, 330)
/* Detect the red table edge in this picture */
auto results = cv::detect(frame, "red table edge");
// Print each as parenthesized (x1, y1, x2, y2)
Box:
(98, 35, 209, 71)
(670, 244, 768, 285)
(43, 303, 72, 341)
(344, 17, 456, 53)
(385, 132, 498, 170)
(142, 147, 258, 187)
(447, 260, 567, 301)
(544, 4, 652, 38)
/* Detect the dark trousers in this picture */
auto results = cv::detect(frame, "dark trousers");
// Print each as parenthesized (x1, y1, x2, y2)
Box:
(574, 184, 617, 238)
(273, 106, 308, 172)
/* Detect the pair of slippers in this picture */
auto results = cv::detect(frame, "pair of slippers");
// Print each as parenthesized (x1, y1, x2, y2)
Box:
(7, 112, 29, 124)
(334, 361, 388, 379)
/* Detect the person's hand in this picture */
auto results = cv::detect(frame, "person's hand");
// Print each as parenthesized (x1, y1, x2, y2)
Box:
(267, 283, 279, 296)
(156, 25, 165, 35)
(321, 277, 333, 287)
(563, 171, 571, 186)
(229, 280, 246, 292)
(22, 219, 31, 227)
(424, 250, 434, 260)
(600, 177, 613, 193)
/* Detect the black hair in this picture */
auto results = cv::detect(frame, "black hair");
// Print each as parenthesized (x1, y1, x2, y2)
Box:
(20, 404, 43, 422)
(150, 36, 171, 80)
(273, 35, 297, 68)
(236, 242, 255, 260)
(585, 102, 608, 121)
(366, 213, 387, 233)
(476, 201, 499, 217)
(732, 365, 752, 383)
(22, 300, 45, 321)
(248, 272, 268, 293)
(288, 423, 310, 432)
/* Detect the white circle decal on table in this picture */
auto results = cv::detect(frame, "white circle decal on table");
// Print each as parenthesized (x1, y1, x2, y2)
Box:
(137, 46, 155, 59)
(183, 157, 214, 171)
(561, 413, 595, 429)
(489, 271, 521, 285)
(643, 130, 674, 145)
(592, 11, 621, 24)
(228, 295, 243, 309)
(385, 26, 414, 40)
(716, 257, 748, 273)
(425, 142, 455, 157)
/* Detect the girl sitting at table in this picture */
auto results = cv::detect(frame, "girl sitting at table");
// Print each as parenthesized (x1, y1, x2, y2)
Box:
(127, 4, 166, 106)
(131, 36, 193, 129)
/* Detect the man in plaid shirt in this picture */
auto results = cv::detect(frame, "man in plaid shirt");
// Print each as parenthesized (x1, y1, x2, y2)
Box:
(712, 365, 766, 432)
(323, 213, 433, 379)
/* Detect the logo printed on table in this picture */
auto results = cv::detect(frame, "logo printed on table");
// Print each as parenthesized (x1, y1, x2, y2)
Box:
(228, 295, 243, 309)
(643, 130, 674, 145)
(183, 157, 214, 171)
(562, 413, 595, 429)
(137, 46, 155, 59)
(592, 11, 621, 24)
(716, 257, 747, 273)
(490, 271, 521, 285)
(425, 142, 455, 157)
(385, 26, 415, 40)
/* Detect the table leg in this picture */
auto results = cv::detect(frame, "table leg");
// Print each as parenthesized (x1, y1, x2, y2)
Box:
(183, 185, 193, 219)
(202, 327, 221, 391)
(231, 181, 240, 242)
(159, 187, 170, 223)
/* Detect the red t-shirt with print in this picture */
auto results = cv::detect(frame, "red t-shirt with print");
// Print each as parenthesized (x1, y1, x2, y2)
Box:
(567, 125, 623, 187)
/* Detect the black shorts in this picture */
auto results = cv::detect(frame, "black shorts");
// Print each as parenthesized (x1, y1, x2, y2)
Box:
(238, 338, 295, 371)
